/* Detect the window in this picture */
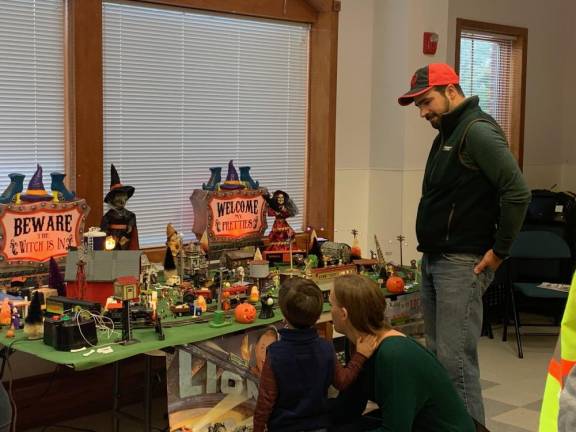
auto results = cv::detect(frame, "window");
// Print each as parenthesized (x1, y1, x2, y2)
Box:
(0, 0, 65, 183)
(102, 1, 309, 247)
(456, 19, 527, 166)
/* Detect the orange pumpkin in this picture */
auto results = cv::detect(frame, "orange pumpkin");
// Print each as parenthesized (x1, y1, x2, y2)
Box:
(234, 303, 257, 324)
(386, 275, 405, 293)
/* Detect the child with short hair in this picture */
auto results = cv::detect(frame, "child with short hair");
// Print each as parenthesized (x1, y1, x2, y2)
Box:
(253, 277, 377, 432)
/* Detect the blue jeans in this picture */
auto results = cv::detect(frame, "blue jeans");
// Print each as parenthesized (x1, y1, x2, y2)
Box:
(421, 252, 494, 425)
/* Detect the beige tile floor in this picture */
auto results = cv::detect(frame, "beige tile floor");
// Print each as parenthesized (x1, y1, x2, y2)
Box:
(480, 327, 556, 432)
(22, 326, 555, 432)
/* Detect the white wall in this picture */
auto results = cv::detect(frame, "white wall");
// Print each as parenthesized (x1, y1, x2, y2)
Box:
(448, 0, 576, 191)
(337, 0, 449, 263)
(334, 0, 374, 252)
(335, 0, 576, 267)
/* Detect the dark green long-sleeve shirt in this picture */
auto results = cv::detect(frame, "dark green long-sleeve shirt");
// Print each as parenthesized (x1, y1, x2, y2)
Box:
(365, 336, 475, 432)
(416, 96, 531, 258)
(460, 119, 531, 257)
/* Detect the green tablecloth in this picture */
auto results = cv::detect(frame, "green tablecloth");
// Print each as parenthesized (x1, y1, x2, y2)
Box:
(0, 314, 287, 371)
(0, 304, 336, 371)
(0, 283, 419, 371)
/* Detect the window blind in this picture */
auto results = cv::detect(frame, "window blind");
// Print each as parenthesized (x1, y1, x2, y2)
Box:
(459, 30, 520, 143)
(0, 0, 65, 184)
(102, 1, 310, 247)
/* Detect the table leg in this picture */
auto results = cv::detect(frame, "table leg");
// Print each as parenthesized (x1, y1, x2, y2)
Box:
(145, 355, 151, 432)
(112, 361, 120, 432)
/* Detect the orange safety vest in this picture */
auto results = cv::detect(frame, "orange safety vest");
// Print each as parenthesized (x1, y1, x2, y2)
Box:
(539, 272, 576, 431)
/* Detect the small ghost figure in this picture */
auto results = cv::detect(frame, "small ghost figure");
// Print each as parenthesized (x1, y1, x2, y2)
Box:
(237, 266, 245, 285)
(259, 295, 275, 320)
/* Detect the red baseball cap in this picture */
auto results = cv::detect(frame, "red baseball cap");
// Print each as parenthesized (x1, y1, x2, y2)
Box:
(398, 63, 460, 106)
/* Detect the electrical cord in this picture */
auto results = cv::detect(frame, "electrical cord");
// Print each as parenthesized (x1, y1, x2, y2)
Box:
(73, 309, 121, 349)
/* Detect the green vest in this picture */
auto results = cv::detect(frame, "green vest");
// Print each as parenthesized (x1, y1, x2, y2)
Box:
(416, 96, 504, 255)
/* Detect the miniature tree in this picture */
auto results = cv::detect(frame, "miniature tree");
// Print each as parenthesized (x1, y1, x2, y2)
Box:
(24, 292, 43, 339)
(163, 246, 177, 279)
(351, 229, 362, 259)
(309, 236, 324, 268)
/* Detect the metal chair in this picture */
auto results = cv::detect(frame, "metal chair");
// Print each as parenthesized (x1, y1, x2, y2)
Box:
(502, 231, 573, 358)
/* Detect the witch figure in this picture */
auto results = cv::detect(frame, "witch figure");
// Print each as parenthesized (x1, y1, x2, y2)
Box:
(100, 164, 139, 250)
(265, 190, 298, 251)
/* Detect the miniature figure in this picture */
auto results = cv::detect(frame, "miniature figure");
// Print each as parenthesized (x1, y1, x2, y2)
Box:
(271, 270, 281, 295)
(237, 266, 245, 284)
(11, 307, 21, 330)
(100, 164, 138, 250)
(265, 190, 298, 251)
(166, 224, 183, 258)
(196, 295, 207, 313)
(259, 294, 275, 319)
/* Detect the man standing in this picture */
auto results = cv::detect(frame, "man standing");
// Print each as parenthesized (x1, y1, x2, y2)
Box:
(398, 63, 531, 424)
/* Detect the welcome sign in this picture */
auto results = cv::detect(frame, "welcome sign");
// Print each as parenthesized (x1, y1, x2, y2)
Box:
(0, 200, 89, 263)
(191, 189, 268, 243)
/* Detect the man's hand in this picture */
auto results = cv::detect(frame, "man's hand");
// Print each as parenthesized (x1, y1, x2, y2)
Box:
(474, 249, 503, 274)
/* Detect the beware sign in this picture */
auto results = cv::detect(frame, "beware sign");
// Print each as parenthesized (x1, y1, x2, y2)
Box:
(0, 200, 89, 263)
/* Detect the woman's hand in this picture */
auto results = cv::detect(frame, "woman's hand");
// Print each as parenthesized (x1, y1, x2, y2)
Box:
(356, 334, 380, 358)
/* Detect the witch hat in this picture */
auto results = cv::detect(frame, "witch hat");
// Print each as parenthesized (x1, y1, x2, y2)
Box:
(220, 160, 245, 190)
(20, 164, 53, 202)
(104, 164, 135, 204)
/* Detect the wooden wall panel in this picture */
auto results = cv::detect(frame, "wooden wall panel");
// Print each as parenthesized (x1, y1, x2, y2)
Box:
(307, 0, 339, 239)
(70, 0, 104, 228)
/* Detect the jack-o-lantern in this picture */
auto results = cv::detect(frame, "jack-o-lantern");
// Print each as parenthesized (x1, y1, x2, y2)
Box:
(235, 303, 257, 324)
(386, 275, 405, 293)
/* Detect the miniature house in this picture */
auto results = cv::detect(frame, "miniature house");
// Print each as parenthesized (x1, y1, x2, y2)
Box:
(64, 250, 143, 305)
(114, 276, 140, 301)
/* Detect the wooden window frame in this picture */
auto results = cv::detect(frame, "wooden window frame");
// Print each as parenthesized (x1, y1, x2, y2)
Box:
(70, 0, 340, 258)
(455, 18, 527, 168)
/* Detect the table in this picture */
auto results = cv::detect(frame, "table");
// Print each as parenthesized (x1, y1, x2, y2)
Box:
(0, 283, 421, 431)
(0, 305, 330, 431)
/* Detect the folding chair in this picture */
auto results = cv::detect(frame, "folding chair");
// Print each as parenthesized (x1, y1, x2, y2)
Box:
(502, 231, 573, 358)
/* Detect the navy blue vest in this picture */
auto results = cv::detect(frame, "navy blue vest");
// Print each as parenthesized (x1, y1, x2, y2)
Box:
(267, 327, 334, 432)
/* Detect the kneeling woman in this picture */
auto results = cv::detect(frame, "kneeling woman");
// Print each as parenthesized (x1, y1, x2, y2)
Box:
(330, 274, 475, 432)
